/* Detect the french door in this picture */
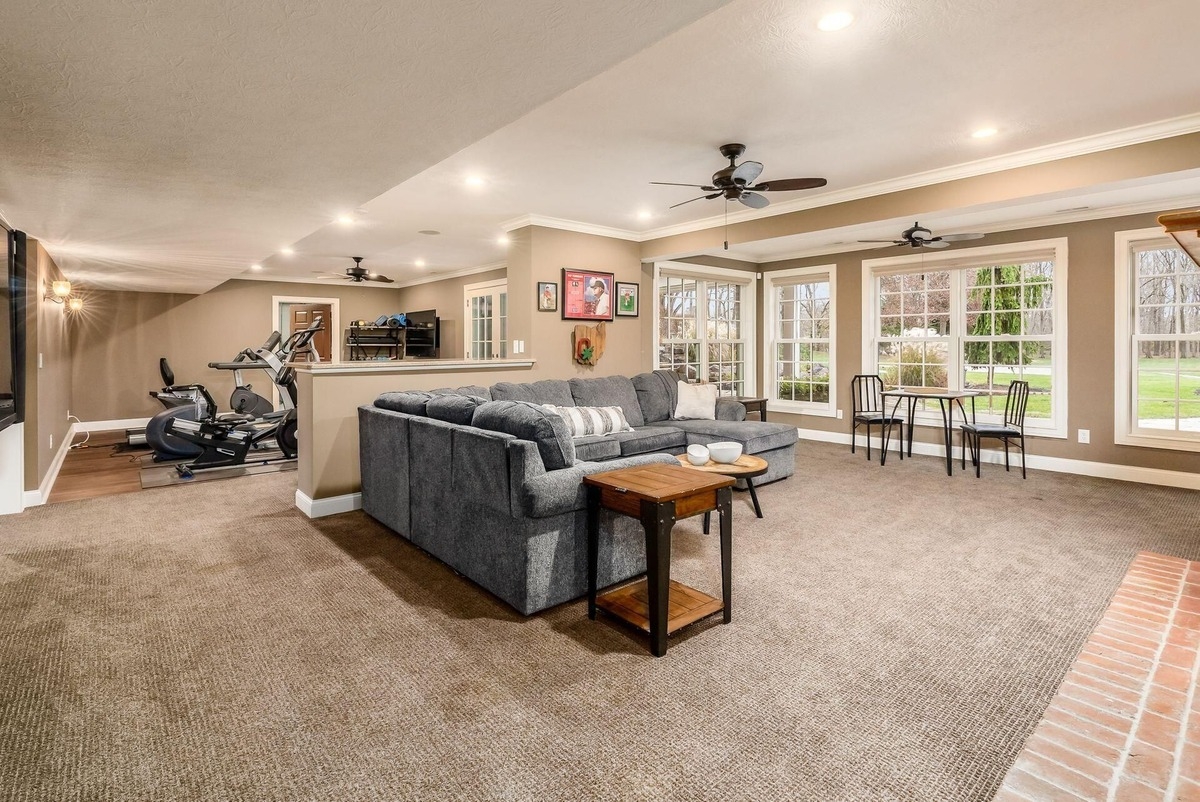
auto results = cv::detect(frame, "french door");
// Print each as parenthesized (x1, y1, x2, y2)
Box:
(464, 279, 507, 360)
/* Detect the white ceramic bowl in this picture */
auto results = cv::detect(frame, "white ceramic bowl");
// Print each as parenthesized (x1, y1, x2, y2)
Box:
(686, 444, 710, 466)
(707, 441, 743, 464)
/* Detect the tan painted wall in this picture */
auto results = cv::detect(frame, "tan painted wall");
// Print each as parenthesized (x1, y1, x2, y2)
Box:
(760, 209, 1200, 474)
(21, 241, 74, 491)
(68, 279, 406, 422)
(394, 268, 506, 359)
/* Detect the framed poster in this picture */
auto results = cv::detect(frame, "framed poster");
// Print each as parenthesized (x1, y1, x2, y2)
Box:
(615, 282, 639, 317)
(561, 269, 615, 321)
(537, 281, 558, 312)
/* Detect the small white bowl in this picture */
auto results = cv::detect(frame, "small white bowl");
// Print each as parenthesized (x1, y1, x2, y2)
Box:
(708, 441, 743, 464)
(686, 444, 710, 466)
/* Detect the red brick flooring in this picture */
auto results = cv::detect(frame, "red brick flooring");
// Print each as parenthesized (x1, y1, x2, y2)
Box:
(993, 552, 1200, 801)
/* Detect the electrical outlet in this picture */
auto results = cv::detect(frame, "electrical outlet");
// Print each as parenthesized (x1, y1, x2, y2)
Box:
(49, 434, 53, 450)
(1078, 428, 1090, 444)
(38, 352, 43, 369)
(836, 409, 844, 420)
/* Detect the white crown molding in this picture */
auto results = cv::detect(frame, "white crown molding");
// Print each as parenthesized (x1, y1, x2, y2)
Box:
(501, 214, 641, 241)
(394, 262, 506, 288)
(639, 113, 1200, 242)
(748, 193, 1200, 265)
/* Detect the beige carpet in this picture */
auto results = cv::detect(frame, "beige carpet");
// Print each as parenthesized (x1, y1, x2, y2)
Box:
(2, 442, 1200, 802)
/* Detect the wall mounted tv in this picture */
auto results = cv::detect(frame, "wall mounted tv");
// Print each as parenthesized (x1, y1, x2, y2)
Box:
(0, 228, 26, 433)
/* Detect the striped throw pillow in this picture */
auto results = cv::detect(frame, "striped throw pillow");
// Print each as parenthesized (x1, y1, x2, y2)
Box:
(544, 405, 633, 438)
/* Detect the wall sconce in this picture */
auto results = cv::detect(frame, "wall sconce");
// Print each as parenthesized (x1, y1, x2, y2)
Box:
(44, 279, 84, 311)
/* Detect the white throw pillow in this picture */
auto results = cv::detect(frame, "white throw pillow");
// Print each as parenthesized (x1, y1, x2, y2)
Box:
(673, 381, 718, 420)
(544, 405, 633, 438)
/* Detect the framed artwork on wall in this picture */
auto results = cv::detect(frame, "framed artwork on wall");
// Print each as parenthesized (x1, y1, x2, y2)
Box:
(615, 282, 639, 317)
(537, 281, 558, 312)
(561, 269, 615, 321)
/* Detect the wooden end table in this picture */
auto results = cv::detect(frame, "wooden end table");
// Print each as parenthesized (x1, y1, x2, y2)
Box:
(736, 396, 768, 422)
(675, 453, 768, 528)
(584, 463, 735, 657)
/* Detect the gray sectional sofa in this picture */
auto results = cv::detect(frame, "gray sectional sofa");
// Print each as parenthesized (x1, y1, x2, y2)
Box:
(357, 370, 798, 614)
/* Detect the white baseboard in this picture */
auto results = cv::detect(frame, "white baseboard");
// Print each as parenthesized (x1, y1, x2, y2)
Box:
(797, 427, 1200, 491)
(76, 417, 151, 433)
(22, 421, 77, 508)
(295, 489, 362, 518)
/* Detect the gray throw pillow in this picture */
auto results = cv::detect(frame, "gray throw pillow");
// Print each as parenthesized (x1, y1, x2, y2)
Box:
(471, 400, 576, 470)
(374, 391, 436, 416)
(426, 394, 486, 426)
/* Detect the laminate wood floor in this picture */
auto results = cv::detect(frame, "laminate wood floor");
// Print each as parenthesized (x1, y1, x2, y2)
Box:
(47, 430, 147, 504)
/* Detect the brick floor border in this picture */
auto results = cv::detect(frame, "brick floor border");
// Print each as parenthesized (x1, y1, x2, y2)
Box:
(993, 551, 1200, 801)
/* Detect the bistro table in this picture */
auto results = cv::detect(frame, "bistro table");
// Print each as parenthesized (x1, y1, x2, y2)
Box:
(880, 387, 980, 476)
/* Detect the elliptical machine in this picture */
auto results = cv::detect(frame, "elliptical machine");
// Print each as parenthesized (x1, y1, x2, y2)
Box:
(144, 318, 321, 474)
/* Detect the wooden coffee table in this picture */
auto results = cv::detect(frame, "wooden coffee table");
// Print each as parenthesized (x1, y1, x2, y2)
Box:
(675, 453, 768, 524)
(584, 463, 734, 657)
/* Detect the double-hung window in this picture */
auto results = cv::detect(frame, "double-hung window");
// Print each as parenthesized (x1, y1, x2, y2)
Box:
(1114, 228, 1200, 450)
(763, 265, 835, 415)
(655, 262, 756, 396)
(862, 238, 1068, 436)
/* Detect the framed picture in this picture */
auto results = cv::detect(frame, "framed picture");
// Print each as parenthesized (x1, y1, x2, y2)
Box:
(561, 269, 615, 321)
(615, 282, 639, 317)
(537, 281, 558, 312)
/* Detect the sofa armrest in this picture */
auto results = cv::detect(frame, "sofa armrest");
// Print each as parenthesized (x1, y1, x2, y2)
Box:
(516, 453, 678, 519)
(716, 397, 747, 422)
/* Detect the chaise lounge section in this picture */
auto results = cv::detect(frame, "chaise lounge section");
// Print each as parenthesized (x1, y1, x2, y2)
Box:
(358, 370, 797, 614)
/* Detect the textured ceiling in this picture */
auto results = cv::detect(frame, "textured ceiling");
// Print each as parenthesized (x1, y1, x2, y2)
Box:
(0, 0, 731, 292)
(4, 0, 1200, 292)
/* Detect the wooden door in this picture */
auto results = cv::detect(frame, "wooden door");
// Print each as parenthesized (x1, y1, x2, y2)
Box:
(288, 304, 333, 362)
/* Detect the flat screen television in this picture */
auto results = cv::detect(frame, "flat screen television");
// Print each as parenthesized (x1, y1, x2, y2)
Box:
(0, 228, 25, 433)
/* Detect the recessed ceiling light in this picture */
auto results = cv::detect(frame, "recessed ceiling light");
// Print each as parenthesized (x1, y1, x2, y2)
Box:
(336, 215, 354, 225)
(250, 264, 263, 271)
(637, 210, 653, 221)
(418, 230, 440, 236)
(415, 258, 426, 268)
(971, 127, 998, 139)
(817, 11, 854, 31)
(497, 234, 510, 245)
(465, 175, 485, 187)
(280, 247, 294, 255)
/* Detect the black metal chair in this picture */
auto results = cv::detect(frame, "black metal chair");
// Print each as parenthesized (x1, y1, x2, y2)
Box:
(850, 374, 905, 463)
(960, 380, 1030, 478)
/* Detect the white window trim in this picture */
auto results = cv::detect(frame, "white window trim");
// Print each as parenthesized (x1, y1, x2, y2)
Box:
(652, 261, 757, 396)
(762, 264, 836, 417)
(860, 237, 1069, 439)
(1113, 226, 1200, 452)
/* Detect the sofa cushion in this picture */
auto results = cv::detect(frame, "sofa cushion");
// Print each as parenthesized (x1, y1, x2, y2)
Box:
(490, 380, 574, 407)
(472, 400, 576, 470)
(545, 404, 633, 438)
(455, 384, 492, 400)
(611, 426, 688, 457)
(425, 394, 486, 426)
(631, 370, 679, 423)
(568, 376, 645, 427)
(572, 434, 621, 462)
(374, 391, 436, 416)
(644, 419, 798, 454)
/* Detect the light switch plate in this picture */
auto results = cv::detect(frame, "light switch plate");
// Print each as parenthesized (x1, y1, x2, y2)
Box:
(1078, 429, 1090, 444)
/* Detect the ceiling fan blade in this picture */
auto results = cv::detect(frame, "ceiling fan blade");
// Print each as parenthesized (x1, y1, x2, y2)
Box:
(752, 177, 828, 192)
(669, 194, 716, 209)
(936, 232, 985, 242)
(651, 181, 712, 188)
(857, 239, 905, 244)
(731, 160, 764, 185)
(923, 240, 951, 249)
(738, 191, 770, 210)
(313, 271, 351, 279)
(365, 274, 394, 283)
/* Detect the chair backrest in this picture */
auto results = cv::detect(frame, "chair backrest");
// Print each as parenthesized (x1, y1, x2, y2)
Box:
(850, 374, 885, 415)
(1004, 380, 1030, 428)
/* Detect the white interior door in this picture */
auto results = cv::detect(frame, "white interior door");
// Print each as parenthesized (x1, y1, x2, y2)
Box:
(464, 281, 507, 360)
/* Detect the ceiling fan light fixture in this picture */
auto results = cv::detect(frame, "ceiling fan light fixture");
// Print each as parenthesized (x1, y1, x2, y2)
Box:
(817, 11, 854, 31)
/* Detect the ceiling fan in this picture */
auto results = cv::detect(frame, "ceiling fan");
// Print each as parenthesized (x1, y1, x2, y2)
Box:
(859, 222, 985, 249)
(314, 256, 394, 283)
(651, 143, 827, 210)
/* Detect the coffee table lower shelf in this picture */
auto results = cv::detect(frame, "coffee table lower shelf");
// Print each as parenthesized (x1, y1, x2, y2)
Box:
(595, 578, 724, 634)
